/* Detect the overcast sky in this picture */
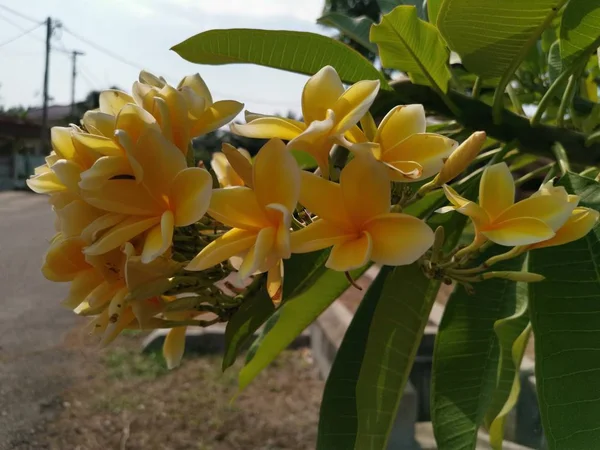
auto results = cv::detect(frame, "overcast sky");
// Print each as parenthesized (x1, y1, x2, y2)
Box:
(0, 0, 329, 116)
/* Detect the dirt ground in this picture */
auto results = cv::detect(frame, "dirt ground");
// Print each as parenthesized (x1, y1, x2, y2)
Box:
(25, 330, 323, 450)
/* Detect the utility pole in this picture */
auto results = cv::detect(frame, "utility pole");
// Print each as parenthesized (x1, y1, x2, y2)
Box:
(40, 17, 52, 155)
(70, 50, 84, 116)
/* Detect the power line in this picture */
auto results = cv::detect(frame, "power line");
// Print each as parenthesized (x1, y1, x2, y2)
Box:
(0, 11, 69, 54)
(61, 25, 144, 71)
(0, 3, 39, 24)
(0, 21, 42, 48)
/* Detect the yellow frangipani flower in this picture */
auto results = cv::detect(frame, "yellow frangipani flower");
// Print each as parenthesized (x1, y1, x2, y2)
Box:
(81, 127, 213, 263)
(132, 70, 244, 154)
(186, 139, 301, 302)
(442, 163, 578, 248)
(211, 147, 252, 187)
(290, 153, 435, 271)
(230, 65, 380, 176)
(431, 131, 486, 186)
(348, 105, 458, 182)
(524, 206, 599, 251)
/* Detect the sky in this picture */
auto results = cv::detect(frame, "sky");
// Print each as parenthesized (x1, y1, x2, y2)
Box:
(0, 0, 330, 117)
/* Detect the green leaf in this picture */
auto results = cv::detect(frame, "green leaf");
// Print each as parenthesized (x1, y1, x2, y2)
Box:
(222, 283, 275, 371)
(548, 40, 563, 84)
(317, 12, 377, 53)
(560, 0, 600, 67)
(529, 172, 600, 450)
(238, 264, 369, 391)
(355, 264, 441, 449)
(290, 149, 318, 170)
(370, 5, 451, 92)
(427, 0, 443, 24)
(437, 0, 566, 80)
(484, 282, 531, 450)
(431, 249, 526, 450)
(317, 206, 469, 449)
(172, 29, 390, 89)
(222, 250, 329, 370)
(317, 266, 393, 450)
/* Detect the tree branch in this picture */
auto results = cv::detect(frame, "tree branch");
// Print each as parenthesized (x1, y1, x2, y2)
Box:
(375, 80, 600, 166)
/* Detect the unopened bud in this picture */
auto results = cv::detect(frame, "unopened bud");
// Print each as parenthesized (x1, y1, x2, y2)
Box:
(482, 271, 545, 282)
(433, 131, 487, 186)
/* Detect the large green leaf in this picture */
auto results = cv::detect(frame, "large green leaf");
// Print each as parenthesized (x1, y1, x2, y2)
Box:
(317, 12, 377, 53)
(172, 29, 389, 89)
(484, 282, 531, 450)
(317, 205, 469, 450)
(529, 172, 600, 450)
(560, 0, 600, 67)
(427, 0, 443, 24)
(370, 5, 452, 92)
(238, 264, 368, 391)
(548, 40, 563, 85)
(355, 265, 441, 449)
(431, 249, 526, 450)
(222, 250, 329, 370)
(222, 283, 275, 371)
(317, 266, 393, 450)
(437, 0, 567, 80)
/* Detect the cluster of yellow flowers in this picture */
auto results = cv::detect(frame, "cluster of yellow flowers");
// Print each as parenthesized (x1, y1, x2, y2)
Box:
(28, 65, 597, 368)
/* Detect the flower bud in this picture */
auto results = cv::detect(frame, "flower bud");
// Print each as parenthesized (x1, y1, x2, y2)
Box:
(482, 271, 545, 282)
(433, 131, 486, 186)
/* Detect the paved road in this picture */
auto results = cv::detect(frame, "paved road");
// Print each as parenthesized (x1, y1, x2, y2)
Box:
(0, 191, 80, 449)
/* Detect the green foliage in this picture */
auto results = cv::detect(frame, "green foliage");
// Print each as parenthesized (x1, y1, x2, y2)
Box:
(238, 265, 369, 391)
(172, 29, 389, 89)
(371, 6, 451, 93)
(484, 282, 531, 449)
(431, 250, 526, 450)
(105, 348, 168, 380)
(317, 12, 377, 53)
(529, 173, 600, 450)
(560, 0, 600, 67)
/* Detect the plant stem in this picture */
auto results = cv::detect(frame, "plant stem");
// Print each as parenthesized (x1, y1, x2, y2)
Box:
(531, 68, 573, 126)
(514, 162, 555, 187)
(472, 76, 482, 98)
(552, 142, 571, 175)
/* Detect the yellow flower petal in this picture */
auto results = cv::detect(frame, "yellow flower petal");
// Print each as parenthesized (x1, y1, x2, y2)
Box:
(115, 103, 160, 145)
(52, 160, 83, 193)
(253, 139, 300, 216)
(212, 152, 240, 187)
(480, 163, 515, 220)
(365, 213, 434, 265)
(26, 170, 65, 194)
(99, 89, 134, 115)
(84, 216, 160, 256)
(158, 85, 190, 151)
(81, 213, 127, 244)
(230, 116, 305, 140)
(442, 185, 489, 228)
(42, 236, 88, 282)
(267, 260, 284, 305)
(163, 326, 187, 369)
(529, 207, 599, 250)
(62, 269, 103, 310)
(239, 227, 276, 279)
(221, 144, 253, 188)
(178, 73, 213, 105)
(208, 187, 270, 230)
(287, 111, 335, 175)
(83, 179, 164, 216)
(101, 304, 136, 347)
(51, 127, 77, 161)
(375, 105, 426, 151)
(72, 132, 121, 157)
(82, 111, 115, 138)
(79, 155, 133, 191)
(298, 170, 353, 229)
(191, 100, 244, 137)
(56, 199, 103, 238)
(494, 194, 576, 231)
(186, 228, 257, 271)
(170, 167, 213, 227)
(290, 219, 355, 253)
(139, 70, 166, 87)
(301, 65, 345, 123)
(326, 231, 372, 271)
(141, 210, 174, 263)
(383, 160, 423, 182)
(481, 217, 555, 246)
(381, 133, 458, 181)
(331, 79, 380, 134)
(340, 154, 390, 227)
